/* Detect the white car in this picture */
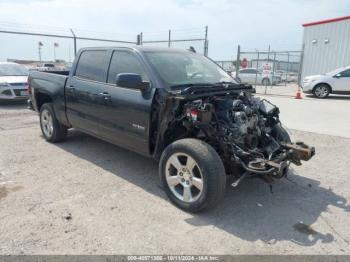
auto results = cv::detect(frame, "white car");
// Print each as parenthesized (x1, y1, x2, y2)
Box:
(302, 66, 350, 98)
(276, 70, 298, 83)
(0, 62, 29, 100)
(233, 68, 281, 86)
(36, 63, 57, 71)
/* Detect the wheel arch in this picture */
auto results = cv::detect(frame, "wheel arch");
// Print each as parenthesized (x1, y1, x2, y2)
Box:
(35, 91, 53, 111)
(313, 82, 333, 93)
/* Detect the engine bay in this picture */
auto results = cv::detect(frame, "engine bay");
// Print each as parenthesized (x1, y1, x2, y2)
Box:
(170, 91, 315, 182)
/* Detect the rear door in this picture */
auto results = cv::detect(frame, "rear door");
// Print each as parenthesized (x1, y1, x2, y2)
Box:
(65, 49, 109, 136)
(96, 49, 154, 155)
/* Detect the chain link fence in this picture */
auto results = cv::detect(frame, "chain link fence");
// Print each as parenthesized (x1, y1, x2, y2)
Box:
(0, 22, 209, 70)
(216, 46, 303, 97)
(138, 26, 208, 56)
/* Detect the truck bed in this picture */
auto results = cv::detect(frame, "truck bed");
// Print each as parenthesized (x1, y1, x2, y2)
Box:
(29, 70, 69, 91)
(29, 70, 70, 126)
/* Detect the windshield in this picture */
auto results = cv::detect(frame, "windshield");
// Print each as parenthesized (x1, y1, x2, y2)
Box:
(325, 68, 344, 76)
(144, 51, 237, 87)
(0, 64, 28, 76)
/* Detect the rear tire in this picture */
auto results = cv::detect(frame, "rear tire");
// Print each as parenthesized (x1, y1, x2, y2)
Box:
(39, 103, 67, 143)
(313, 84, 330, 98)
(159, 138, 226, 213)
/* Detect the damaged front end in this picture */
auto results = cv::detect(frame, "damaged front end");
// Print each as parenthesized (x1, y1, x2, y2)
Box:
(162, 84, 315, 184)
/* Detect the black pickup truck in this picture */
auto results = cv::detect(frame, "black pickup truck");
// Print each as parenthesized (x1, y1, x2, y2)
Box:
(28, 46, 315, 212)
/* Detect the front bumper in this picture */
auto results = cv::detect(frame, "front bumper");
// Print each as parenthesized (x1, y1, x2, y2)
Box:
(301, 81, 315, 93)
(237, 142, 315, 179)
(302, 89, 313, 94)
(0, 88, 29, 100)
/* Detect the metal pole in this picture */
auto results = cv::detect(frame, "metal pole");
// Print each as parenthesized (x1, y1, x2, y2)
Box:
(204, 25, 208, 56)
(70, 29, 77, 56)
(272, 51, 276, 88)
(168, 30, 171, 47)
(286, 52, 290, 86)
(255, 51, 259, 89)
(235, 45, 240, 78)
(140, 32, 143, 45)
(297, 45, 305, 86)
(136, 34, 141, 45)
(267, 45, 270, 61)
(38, 44, 42, 64)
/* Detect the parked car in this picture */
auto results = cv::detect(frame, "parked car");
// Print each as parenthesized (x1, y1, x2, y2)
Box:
(276, 70, 298, 83)
(28, 47, 314, 212)
(302, 66, 350, 98)
(232, 68, 281, 86)
(0, 62, 29, 100)
(36, 63, 57, 71)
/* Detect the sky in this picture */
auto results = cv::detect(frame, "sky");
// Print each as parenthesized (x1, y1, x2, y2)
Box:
(0, 0, 349, 62)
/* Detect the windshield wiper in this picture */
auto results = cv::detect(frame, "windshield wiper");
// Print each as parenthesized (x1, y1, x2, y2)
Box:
(170, 83, 213, 89)
(213, 81, 239, 86)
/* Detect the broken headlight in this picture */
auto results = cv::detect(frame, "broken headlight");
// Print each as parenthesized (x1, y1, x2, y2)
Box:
(259, 99, 279, 117)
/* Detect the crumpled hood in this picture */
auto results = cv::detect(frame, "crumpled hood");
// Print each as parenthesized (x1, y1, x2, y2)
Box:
(0, 76, 28, 84)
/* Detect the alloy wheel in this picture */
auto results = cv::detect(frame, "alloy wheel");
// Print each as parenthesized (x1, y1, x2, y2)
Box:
(165, 153, 204, 203)
(41, 109, 54, 138)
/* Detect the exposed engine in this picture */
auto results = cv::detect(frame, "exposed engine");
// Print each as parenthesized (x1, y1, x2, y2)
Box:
(177, 91, 315, 182)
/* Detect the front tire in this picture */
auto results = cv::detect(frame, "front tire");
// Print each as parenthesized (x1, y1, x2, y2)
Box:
(159, 138, 226, 213)
(40, 103, 67, 143)
(313, 84, 330, 98)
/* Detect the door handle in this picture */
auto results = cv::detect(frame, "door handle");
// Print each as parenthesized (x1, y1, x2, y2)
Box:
(67, 85, 76, 95)
(98, 92, 111, 102)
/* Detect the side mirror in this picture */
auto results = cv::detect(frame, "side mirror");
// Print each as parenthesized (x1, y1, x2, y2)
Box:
(116, 73, 150, 91)
(334, 73, 342, 78)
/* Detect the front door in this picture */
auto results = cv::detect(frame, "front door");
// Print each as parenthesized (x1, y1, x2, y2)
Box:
(96, 49, 154, 155)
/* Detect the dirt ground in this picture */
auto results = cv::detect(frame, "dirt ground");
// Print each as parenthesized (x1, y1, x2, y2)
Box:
(0, 101, 349, 255)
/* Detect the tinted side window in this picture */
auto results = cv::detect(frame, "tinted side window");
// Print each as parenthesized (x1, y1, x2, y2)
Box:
(340, 69, 350, 77)
(75, 50, 107, 82)
(240, 69, 248, 74)
(107, 51, 148, 83)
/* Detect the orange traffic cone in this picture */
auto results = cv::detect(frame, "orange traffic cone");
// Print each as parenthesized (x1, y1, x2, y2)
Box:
(295, 87, 302, 99)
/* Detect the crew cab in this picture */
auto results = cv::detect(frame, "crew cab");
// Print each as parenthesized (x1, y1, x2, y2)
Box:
(29, 46, 314, 212)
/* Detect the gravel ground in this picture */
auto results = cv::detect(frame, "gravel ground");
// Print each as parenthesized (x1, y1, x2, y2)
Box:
(0, 101, 349, 255)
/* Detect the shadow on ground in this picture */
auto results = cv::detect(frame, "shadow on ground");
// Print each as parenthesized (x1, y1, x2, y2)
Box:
(0, 100, 27, 108)
(56, 130, 350, 247)
(305, 94, 350, 101)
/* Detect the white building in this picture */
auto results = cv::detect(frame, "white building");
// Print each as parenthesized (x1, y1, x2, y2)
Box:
(301, 16, 350, 80)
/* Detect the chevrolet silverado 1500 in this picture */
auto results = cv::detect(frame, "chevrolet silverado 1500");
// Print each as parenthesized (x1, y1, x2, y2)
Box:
(29, 46, 315, 212)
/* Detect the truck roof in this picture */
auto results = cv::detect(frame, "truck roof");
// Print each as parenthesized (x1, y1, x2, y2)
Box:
(79, 46, 195, 54)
